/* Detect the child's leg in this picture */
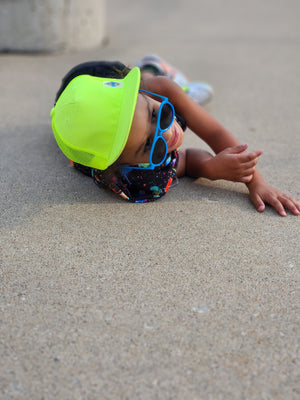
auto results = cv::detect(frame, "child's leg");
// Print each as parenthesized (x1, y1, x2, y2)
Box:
(137, 55, 213, 105)
(136, 55, 189, 87)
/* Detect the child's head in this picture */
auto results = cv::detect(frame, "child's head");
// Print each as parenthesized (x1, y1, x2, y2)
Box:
(51, 61, 184, 171)
(51, 61, 140, 170)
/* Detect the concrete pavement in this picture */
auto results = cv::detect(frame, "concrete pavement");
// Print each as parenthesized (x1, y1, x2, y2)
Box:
(1, 0, 299, 399)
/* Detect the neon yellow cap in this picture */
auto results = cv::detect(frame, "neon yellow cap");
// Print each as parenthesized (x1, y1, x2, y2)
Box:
(50, 67, 140, 170)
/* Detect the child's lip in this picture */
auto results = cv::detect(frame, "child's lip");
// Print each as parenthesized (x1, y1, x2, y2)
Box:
(169, 125, 179, 148)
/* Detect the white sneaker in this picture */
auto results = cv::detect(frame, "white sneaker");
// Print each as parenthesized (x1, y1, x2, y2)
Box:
(181, 82, 214, 106)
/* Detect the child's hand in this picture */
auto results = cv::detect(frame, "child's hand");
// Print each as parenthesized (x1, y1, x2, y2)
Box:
(248, 179, 300, 217)
(207, 144, 263, 183)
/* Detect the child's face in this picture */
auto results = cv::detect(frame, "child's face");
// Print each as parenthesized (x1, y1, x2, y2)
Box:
(118, 92, 184, 166)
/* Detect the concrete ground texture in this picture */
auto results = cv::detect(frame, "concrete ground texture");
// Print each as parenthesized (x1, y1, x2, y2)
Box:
(1, 0, 299, 399)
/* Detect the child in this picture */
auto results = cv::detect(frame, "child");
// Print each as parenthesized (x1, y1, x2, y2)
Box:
(51, 57, 300, 216)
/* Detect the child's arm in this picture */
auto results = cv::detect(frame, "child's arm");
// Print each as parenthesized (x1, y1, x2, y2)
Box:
(143, 76, 300, 216)
(142, 75, 257, 154)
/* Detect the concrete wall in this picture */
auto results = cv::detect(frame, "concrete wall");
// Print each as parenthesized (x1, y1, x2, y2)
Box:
(0, 0, 106, 52)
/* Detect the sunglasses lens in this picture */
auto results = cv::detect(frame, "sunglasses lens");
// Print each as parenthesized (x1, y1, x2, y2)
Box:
(159, 103, 174, 130)
(151, 137, 167, 165)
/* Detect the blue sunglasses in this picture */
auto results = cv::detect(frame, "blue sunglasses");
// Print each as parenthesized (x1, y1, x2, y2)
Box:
(122, 89, 175, 172)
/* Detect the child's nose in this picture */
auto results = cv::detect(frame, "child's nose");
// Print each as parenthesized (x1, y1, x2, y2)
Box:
(162, 128, 172, 142)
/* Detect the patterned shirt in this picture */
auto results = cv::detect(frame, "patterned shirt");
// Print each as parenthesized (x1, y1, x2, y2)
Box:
(71, 150, 179, 203)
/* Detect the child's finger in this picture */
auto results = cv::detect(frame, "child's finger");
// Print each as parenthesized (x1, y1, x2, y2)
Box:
(240, 174, 253, 183)
(241, 166, 256, 177)
(228, 144, 248, 154)
(242, 159, 259, 169)
(269, 198, 287, 217)
(250, 193, 265, 213)
(279, 196, 300, 216)
(240, 150, 263, 163)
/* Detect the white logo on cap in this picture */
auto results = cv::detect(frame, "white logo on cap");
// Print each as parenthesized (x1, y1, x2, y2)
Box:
(103, 81, 123, 88)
